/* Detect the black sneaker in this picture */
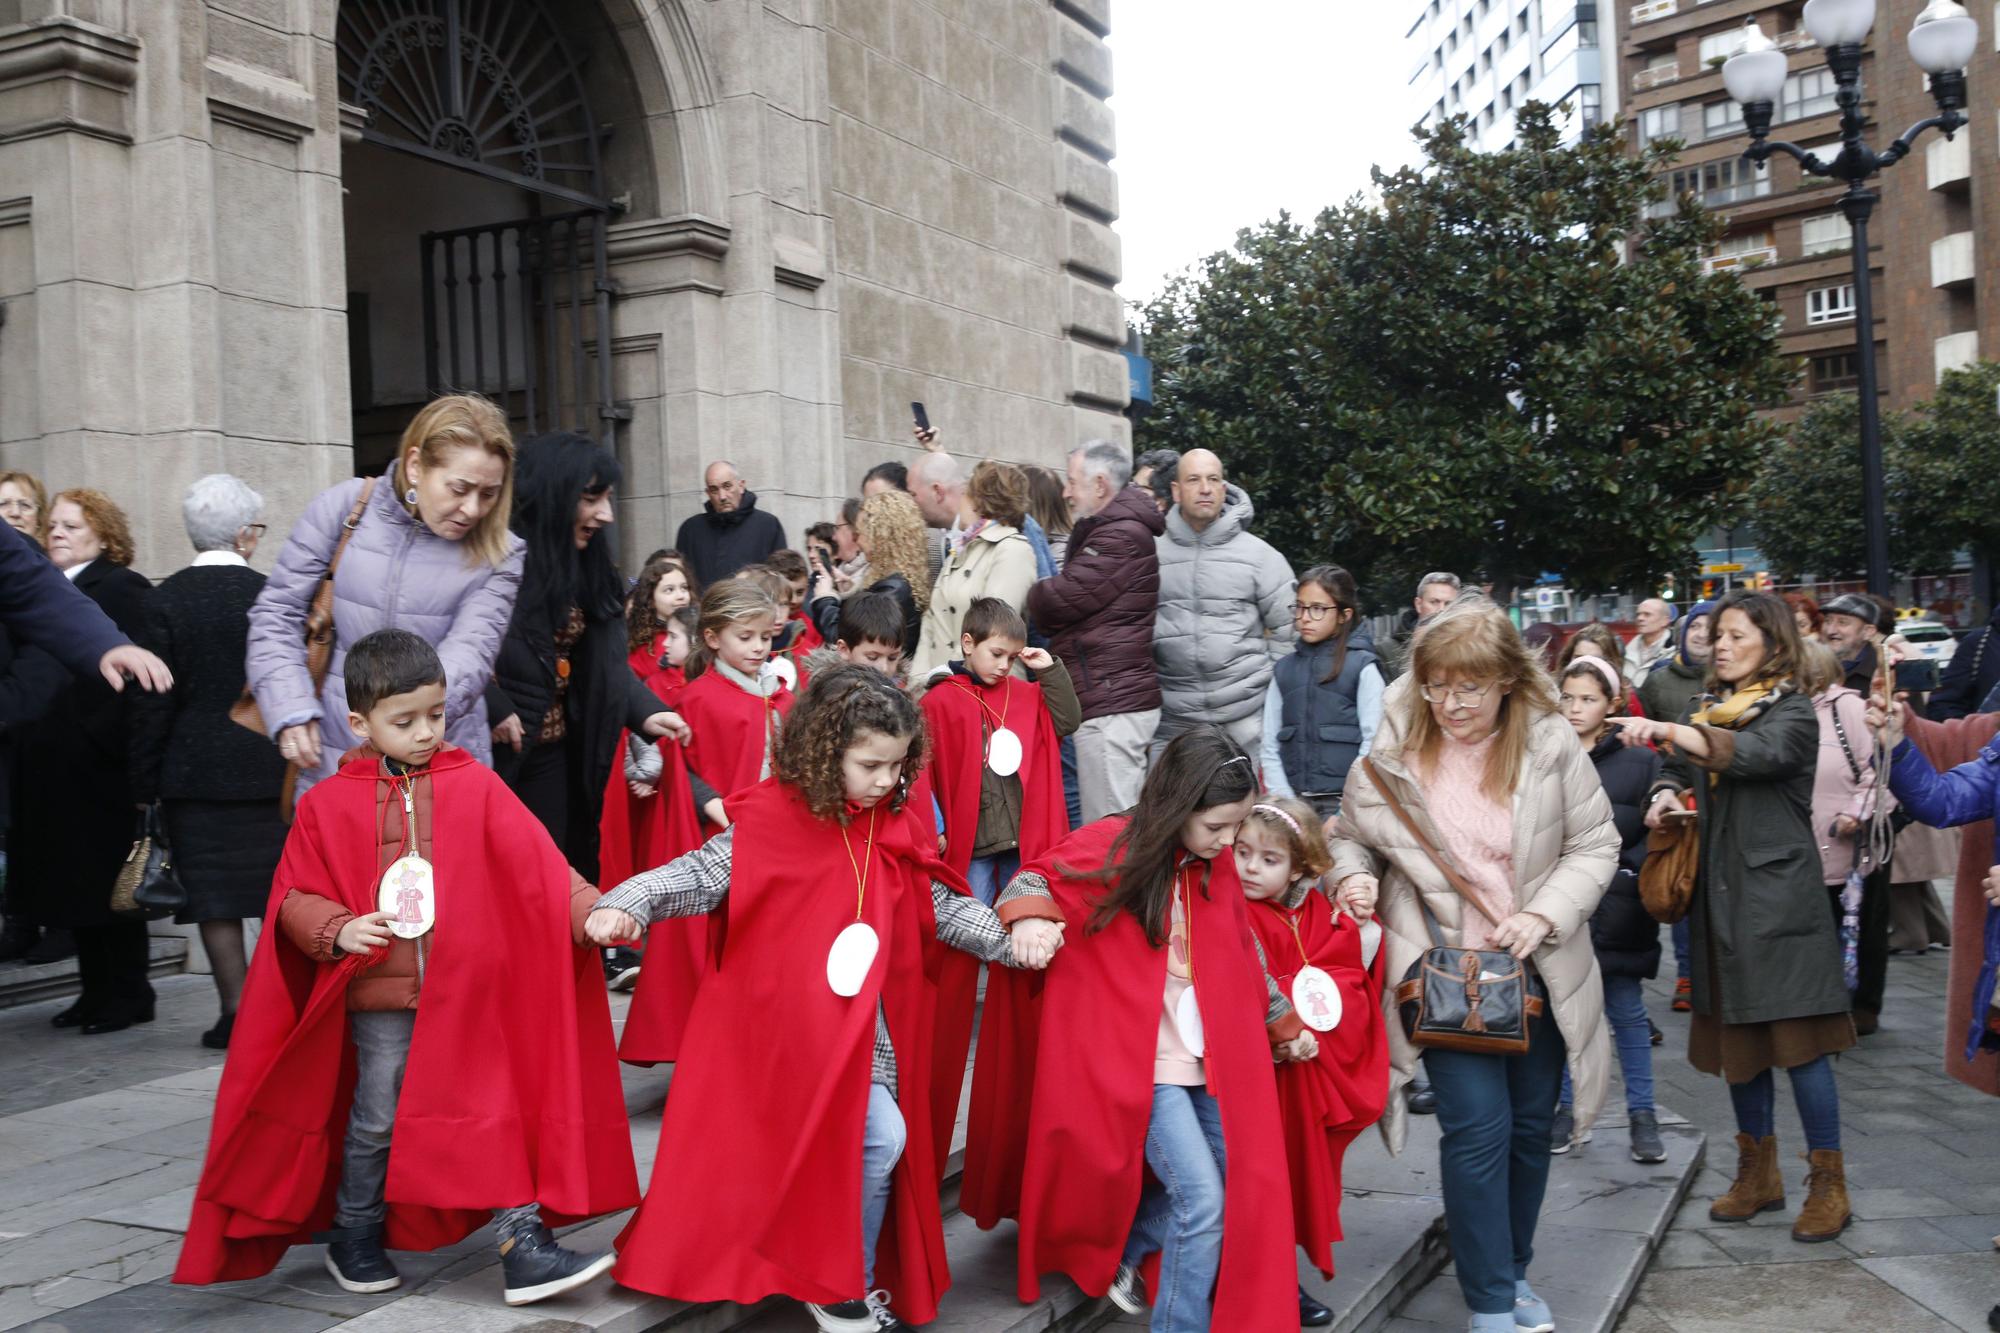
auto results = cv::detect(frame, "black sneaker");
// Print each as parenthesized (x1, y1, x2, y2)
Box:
(1299, 1282, 1335, 1326)
(320, 1224, 402, 1294)
(807, 1298, 881, 1332)
(1106, 1262, 1147, 1315)
(604, 948, 643, 992)
(1629, 1110, 1668, 1163)
(498, 1223, 615, 1305)
(1551, 1104, 1576, 1155)
(1407, 1078, 1438, 1115)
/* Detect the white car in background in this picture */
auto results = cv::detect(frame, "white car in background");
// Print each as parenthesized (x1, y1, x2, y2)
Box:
(1896, 619, 1958, 668)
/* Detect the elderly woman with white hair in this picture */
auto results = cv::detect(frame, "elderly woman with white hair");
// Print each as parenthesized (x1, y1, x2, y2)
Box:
(130, 474, 289, 1049)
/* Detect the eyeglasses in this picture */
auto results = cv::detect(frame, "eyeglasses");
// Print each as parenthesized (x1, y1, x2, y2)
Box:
(1290, 603, 1339, 621)
(0, 499, 36, 515)
(239, 523, 267, 537)
(1420, 682, 1498, 708)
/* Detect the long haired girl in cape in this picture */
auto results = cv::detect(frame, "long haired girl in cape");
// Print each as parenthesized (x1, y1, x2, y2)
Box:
(1234, 796, 1389, 1321)
(969, 726, 1317, 1333)
(585, 666, 1063, 1333)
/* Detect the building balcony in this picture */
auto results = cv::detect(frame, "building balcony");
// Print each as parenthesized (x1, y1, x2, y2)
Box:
(1630, 0, 1677, 26)
(1936, 331, 1980, 382)
(1927, 132, 1972, 190)
(1702, 246, 1777, 274)
(1632, 63, 1680, 90)
(1932, 231, 1976, 288)
(1775, 29, 1817, 53)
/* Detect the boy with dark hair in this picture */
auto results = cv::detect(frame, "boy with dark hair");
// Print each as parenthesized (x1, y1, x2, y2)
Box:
(176, 629, 638, 1306)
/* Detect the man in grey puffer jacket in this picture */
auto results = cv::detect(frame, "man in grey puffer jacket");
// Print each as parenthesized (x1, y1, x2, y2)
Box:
(1150, 448, 1296, 759)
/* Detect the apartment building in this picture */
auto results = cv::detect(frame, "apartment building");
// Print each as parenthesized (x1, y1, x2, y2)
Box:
(1620, 0, 2000, 416)
(1407, 1, 1623, 149)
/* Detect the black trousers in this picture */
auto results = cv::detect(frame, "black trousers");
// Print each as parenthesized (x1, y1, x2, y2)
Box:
(499, 735, 602, 881)
(1827, 865, 1891, 1018)
(74, 918, 153, 1019)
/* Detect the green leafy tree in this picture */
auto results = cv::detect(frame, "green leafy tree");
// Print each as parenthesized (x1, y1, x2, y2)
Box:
(1137, 104, 1795, 607)
(1897, 361, 2000, 571)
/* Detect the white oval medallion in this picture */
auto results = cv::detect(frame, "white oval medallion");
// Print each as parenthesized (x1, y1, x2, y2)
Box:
(376, 855, 436, 940)
(766, 658, 797, 693)
(986, 726, 1024, 776)
(826, 921, 881, 997)
(1291, 964, 1342, 1033)
(1175, 986, 1206, 1058)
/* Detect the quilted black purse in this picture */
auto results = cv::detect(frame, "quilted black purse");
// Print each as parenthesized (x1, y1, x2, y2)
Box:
(1362, 758, 1547, 1055)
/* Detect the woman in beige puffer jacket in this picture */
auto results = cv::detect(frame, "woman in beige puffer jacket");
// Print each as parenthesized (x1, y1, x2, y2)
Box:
(1328, 597, 1616, 1333)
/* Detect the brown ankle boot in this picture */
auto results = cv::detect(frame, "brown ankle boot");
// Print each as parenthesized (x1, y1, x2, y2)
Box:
(1791, 1148, 1851, 1242)
(1709, 1132, 1785, 1222)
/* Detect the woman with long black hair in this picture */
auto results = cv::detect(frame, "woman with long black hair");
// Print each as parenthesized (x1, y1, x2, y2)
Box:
(485, 433, 688, 890)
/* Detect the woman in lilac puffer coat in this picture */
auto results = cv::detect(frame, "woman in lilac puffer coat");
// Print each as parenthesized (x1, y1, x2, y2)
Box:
(244, 395, 524, 791)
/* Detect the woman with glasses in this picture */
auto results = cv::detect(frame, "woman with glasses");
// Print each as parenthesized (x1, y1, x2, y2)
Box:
(1259, 565, 1383, 820)
(1329, 597, 1617, 1333)
(128, 476, 287, 1047)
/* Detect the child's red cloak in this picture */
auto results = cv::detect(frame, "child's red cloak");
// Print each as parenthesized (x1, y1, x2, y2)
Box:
(174, 747, 638, 1284)
(611, 779, 957, 1321)
(965, 817, 1298, 1328)
(618, 666, 795, 1062)
(600, 733, 706, 1064)
(919, 672, 1067, 1174)
(1245, 891, 1389, 1277)
(776, 613, 825, 692)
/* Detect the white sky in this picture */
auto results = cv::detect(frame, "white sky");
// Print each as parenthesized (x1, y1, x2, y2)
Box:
(1108, 2, 1424, 308)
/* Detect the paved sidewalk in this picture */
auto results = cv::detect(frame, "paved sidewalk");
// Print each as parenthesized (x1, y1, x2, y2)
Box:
(1615, 933, 2000, 1332)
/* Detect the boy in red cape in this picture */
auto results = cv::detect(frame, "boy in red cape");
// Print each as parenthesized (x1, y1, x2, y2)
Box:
(585, 666, 1065, 1333)
(174, 630, 637, 1306)
(619, 582, 793, 1062)
(969, 726, 1317, 1333)
(918, 596, 1078, 1172)
(1235, 796, 1389, 1324)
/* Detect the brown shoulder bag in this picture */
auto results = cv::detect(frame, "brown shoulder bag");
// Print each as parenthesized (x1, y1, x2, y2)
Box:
(1362, 757, 1547, 1056)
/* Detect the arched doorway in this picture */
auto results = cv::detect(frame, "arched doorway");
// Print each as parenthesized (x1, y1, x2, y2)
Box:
(336, 0, 632, 471)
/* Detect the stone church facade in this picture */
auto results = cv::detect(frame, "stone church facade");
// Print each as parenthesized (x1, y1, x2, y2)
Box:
(0, 0, 1127, 571)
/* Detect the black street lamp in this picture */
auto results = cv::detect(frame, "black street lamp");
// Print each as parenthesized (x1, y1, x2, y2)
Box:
(1721, 0, 1979, 599)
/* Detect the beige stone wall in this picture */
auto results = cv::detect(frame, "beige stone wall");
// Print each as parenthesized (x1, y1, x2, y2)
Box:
(824, 0, 1128, 498)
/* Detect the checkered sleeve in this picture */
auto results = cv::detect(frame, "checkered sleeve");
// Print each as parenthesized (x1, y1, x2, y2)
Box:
(931, 880, 1016, 965)
(591, 827, 735, 925)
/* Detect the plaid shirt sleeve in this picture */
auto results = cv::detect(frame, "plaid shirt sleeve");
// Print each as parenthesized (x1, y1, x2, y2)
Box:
(592, 827, 735, 924)
(932, 880, 1017, 965)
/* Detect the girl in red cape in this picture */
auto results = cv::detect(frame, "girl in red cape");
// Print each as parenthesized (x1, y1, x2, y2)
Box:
(586, 666, 1065, 1333)
(1234, 796, 1390, 1324)
(970, 725, 1318, 1333)
(918, 596, 1078, 1174)
(623, 555, 696, 686)
(619, 582, 793, 1063)
(174, 630, 637, 1307)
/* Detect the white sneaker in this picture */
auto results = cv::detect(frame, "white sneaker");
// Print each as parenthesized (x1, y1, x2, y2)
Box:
(1107, 1262, 1147, 1315)
(806, 1299, 878, 1333)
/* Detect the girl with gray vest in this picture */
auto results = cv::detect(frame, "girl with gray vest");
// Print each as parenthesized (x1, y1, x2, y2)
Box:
(1259, 565, 1384, 820)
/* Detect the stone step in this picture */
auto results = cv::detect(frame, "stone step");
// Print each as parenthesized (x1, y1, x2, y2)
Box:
(0, 933, 187, 1010)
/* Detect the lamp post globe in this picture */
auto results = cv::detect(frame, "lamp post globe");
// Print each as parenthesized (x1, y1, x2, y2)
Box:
(1802, 0, 1878, 47)
(1909, 0, 1979, 75)
(1723, 22, 1790, 106)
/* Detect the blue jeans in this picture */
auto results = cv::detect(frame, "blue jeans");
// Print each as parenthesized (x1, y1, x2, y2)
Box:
(861, 1084, 907, 1286)
(1671, 918, 1690, 980)
(1060, 735, 1082, 830)
(965, 850, 1021, 908)
(1727, 1055, 1841, 1152)
(1121, 1084, 1226, 1333)
(1559, 974, 1654, 1114)
(1422, 1015, 1567, 1316)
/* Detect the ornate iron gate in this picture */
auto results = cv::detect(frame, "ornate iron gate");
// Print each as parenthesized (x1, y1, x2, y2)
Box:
(419, 210, 624, 441)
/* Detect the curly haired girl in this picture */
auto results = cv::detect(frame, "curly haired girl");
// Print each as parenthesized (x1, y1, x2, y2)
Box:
(586, 665, 1064, 1331)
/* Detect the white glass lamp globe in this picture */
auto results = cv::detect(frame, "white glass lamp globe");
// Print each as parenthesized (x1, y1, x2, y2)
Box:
(1909, 0, 1979, 74)
(1803, 0, 1879, 46)
(1723, 23, 1790, 106)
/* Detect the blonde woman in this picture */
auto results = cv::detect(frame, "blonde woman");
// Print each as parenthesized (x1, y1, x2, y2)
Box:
(246, 394, 524, 791)
(808, 488, 930, 661)
(1330, 596, 1617, 1333)
(914, 460, 1035, 677)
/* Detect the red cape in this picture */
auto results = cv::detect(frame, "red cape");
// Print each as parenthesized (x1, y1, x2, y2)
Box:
(777, 614, 825, 692)
(681, 667, 795, 829)
(174, 748, 638, 1284)
(600, 733, 707, 1064)
(920, 671, 1068, 1175)
(963, 818, 1297, 1326)
(1245, 891, 1389, 1277)
(612, 780, 957, 1320)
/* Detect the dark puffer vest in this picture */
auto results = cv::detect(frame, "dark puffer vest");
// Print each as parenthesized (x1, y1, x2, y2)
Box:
(1272, 624, 1377, 797)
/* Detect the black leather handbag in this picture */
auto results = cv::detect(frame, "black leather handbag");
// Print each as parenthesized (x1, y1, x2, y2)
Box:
(109, 803, 187, 921)
(1362, 759, 1547, 1056)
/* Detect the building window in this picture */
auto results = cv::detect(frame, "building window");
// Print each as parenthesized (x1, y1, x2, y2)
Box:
(1702, 100, 1745, 139)
(1578, 84, 1602, 129)
(1670, 157, 1772, 207)
(1710, 229, 1777, 258)
(1807, 283, 1857, 324)
(1638, 104, 1683, 146)
(1800, 211, 1852, 256)
(1577, 20, 1598, 47)
(1699, 28, 1750, 64)
(1812, 352, 1859, 392)
(1782, 70, 1839, 121)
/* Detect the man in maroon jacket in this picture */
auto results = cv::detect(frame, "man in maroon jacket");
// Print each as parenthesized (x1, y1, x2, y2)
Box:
(1025, 441, 1163, 821)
